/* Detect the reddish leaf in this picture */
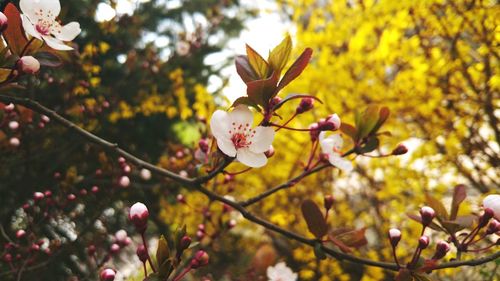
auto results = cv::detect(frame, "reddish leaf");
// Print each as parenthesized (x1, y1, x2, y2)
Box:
(340, 123, 358, 141)
(450, 184, 466, 220)
(332, 227, 368, 248)
(231, 96, 261, 111)
(418, 259, 438, 272)
(357, 105, 379, 139)
(246, 44, 269, 79)
(277, 48, 313, 91)
(301, 199, 328, 239)
(371, 106, 390, 134)
(246, 71, 279, 107)
(235, 55, 257, 83)
(407, 213, 445, 232)
(3, 4, 28, 56)
(268, 35, 292, 75)
(425, 193, 449, 221)
(327, 234, 352, 253)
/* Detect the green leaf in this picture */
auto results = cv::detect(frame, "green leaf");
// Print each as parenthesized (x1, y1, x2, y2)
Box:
(450, 184, 466, 220)
(3, 4, 29, 56)
(357, 105, 379, 139)
(340, 123, 358, 141)
(156, 235, 170, 268)
(277, 48, 313, 91)
(370, 106, 390, 134)
(235, 55, 257, 83)
(268, 35, 292, 75)
(301, 199, 328, 239)
(313, 242, 327, 260)
(271, 93, 323, 111)
(158, 258, 173, 278)
(232, 96, 261, 111)
(0, 68, 12, 83)
(425, 193, 449, 221)
(246, 44, 269, 79)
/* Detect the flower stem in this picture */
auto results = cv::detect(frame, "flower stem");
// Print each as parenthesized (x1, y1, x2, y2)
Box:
(141, 232, 157, 273)
(275, 113, 297, 132)
(172, 265, 192, 281)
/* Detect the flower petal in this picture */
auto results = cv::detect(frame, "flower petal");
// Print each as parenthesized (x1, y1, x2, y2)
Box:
(217, 138, 236, 157)
(210, 110, 231, 140)
(21, 15, 42, 39)
(329, 155, 353, 173)
(54, 22, 81, 41)
(249, 126, 275, 153)
(228, 105, 253, 126)
(21, 0, 61, 19)
(236, 148, 267, 168)
(42, 35, 73, 50)
(319, 133, 343, 153)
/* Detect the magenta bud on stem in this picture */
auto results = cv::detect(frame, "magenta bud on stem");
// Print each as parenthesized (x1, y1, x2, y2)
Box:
(388, 228, 401, 248)
(129, 202, 149, 232)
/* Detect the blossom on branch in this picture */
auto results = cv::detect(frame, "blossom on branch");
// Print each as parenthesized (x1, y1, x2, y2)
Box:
(210, 105, 275, 168)
(319, 132, 353, 173)
(20, 0, 81, 51)
(266, 262, 297, 281)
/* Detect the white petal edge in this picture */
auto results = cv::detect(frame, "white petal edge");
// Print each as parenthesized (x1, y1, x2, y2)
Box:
(249, 126, 275, 153)
(210, 110, 231, 141)
(329, 155, 353, 173)
(42, 35, 73, 50)
(236, 148, 267, 168)
(21, 15, 42, 40)
(55, 22, 81, 41)
(216, 139, 236, 157)
(228, 105, 253, 126)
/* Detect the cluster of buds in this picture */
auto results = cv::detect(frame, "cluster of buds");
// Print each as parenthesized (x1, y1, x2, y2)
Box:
(117, 157, 131, 188)
(190, 250, 209, 269)
(309, 114, 341, 141)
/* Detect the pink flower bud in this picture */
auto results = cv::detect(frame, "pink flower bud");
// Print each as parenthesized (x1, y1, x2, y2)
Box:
(3, 253, 12, 263)
(198, 224, 205, 231)
(179, 170, 188, 178)
(118, 157, 126, 164)
(418, 235, 430, 249)
(269, 96, 282, 109)
(136, 244, 148, 262)
(87, 245, 96, 256)
(8, 121, 19, 130)
(228, 219, 237, 229)
(479, 208, 494, 227)
(30, 243, 40, 252)
(483, 194, 500, 221)
(388, 228, 401, 247)
(122, 165, 131, 174)
(419, 206, 436, 226)
(100, 268, 116, 281)
(67, 194, 76, 201)
(318, 114, 341, 131)
(18, 56, 40, 74)
(110, 243, 120, 254)
(486, 219, 500, 235)
(324, 195, 334, 211)
(432, 241, 450, 260)
(115, 230, 128, 244)
(33, 192, 45, 201)
(4, 103, 15, 112)
(44, 190, 52, 197)
(196, 230, 204, 240)
(190, 250, 209, 269)
(296, 97, 314, 114)
(392, 144, 408, 155)
(91, 186, 99, 193)
(118, 176, 130, 188)
(80, 189, 88, 196)
(129, 202, 149, 232)
(176, 194, 186, 204)
(0, 12, 8, 33)
(309, 122, 320, 142)
(9, 137, 20, 147)
(264, 145, 275, 158)
(16, 230, 26, 239)
(41, 115, 50, 123)
(140, 168, 151, 180)
(199, 138, 209, 153)
(180, 236, 192, 251)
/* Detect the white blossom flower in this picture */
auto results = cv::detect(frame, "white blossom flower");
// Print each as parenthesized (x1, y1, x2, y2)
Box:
(20, 0, 81, 51)
(483, 194, 500, 220)
(266, 262, 297, 281)
(210, 105, 275, 168)
(319, 132, 353, 173)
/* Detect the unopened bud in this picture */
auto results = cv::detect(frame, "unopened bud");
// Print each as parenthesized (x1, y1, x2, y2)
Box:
(228, 219, 237, 229)
(9, 137, 20, 147)
(16, 229, 26, 239)
(392, 144, 408, 155)
(18, 56, 40, 74)
(176, 194, 186, 204)
(180, 236, 192, 251)
(483, 194, 500, 221)
(419, 206, 435, 227)
(432, 241, 450, 260)
(115, 230, 128, 244)
(0, 12, 8, 33)
(318, 114, 341, 131)
(91, 186, 99, 193)
(324, 195, 334, 211)
(8, 121, 19, 130)
(191, 250, 209, 269)
(136, 244, 148, 262)
(3, 253, 12, 263)
(264, 145, 275, 158)
(296, 97, 314, 114)
(388, 228, 401, 247)
(87, 245, 96, 256)
(269, 96, 282, 109)
(33, 192, 44, 201)
(199, 138, 209, 153)
(110, 243, 120, 254)
(67, 194, 76, 201)
(100, 268, 116, 281)
(122, 165, 131, 174)
(309, 122, 320, 142)
(486, 219, 500, 235)
(4, 103, 15, 112)
(479, 208, 494, 228)
(129, 202, 149, 232)
(140, 168, 152, 180)
(118, 176, 130, 188)
(418, 235, 430, 249)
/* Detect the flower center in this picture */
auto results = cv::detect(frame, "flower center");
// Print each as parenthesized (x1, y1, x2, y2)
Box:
(33, 9, 56, 36)
(228, 122, 255, 149)
(36, 23, 51, 35)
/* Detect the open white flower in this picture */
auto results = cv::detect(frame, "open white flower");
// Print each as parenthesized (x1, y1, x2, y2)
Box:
(267, 262, 297, 281)
(319, 131, 353, 173)
(20, 0, 81, 51)
(210, 105, 275, 168)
